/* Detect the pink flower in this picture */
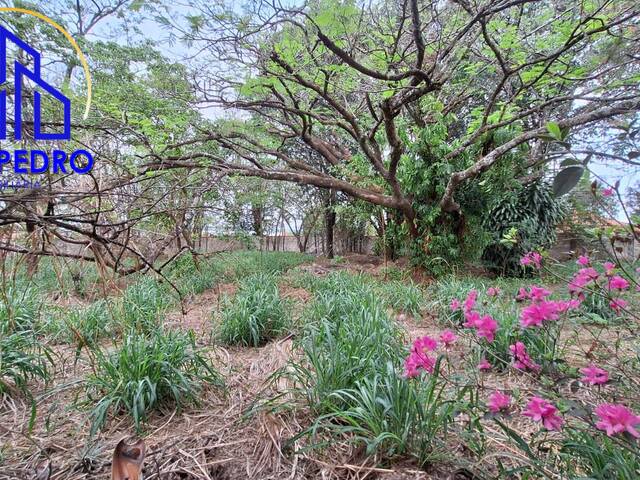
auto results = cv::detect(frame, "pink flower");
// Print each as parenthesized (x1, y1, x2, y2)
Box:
(478, 358, 492, 371)
(569, 268, 599, 294)
(520, 301, 561, 328)
(488, 391, 512, 414)
(403, 351, 435, 378)
(520, 251, 542, 269)
(509, 342, 540, 372)
(476, 315, 498, 342)
(580, 364, 609, 385)
(516, 287, 530, 301)
(529, 285, 552, 302)
(576, 255, 590, 266)
(523, 397, 563, 431)
(463, 290, 478, 313)
(487, 287, 501, 297)
(603, 262, 616, 276)
(602, 187, 614, 197)
(450, 299, 461, 311)
(609, 298, 628, 313)
(463, 310, 481, 328)
(608, 275, 630, 291)
(412, 335, 438, 354)
(439, 329, 457, 348)
(595, 404, 640, 438)
(556, 298, 582, 312)
(579, 268, 600, 281)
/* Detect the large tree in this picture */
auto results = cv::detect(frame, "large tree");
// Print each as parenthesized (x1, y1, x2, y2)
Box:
(148, 0, 639, 264)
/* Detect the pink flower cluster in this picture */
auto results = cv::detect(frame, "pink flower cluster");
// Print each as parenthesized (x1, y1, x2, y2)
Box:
(567, 260, 630, 315)
(580, 364, 609, 385)
(509, 341, 540, 372)
(520, 251, 542, 269)
(451, 290, 498, 342)
(518, 285, 578, 328)
(595, 404, 640, 438)
(488, 391, 512, 413)
(404, 331, 459, 378)
(403, 335, 437, 378)
(487, 286, 501, 297)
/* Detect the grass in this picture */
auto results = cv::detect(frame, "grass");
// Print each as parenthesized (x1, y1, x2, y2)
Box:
(272, 271, 457, 465)
(0, 282, 50, 396)
(120, 276, 172, 333)
(376, 280, 424, 316)
(85, 328, 224, 433)
(217, 272, 290, 347)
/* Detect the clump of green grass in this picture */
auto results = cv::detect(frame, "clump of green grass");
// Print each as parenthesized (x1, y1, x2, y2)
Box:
(286, 274, 404, 412)
(0, 329, 51, 396)
(0, 283, 50, 396)
(222, 251, 312, 281)
(272, 271, 456, 466)
(120, 276, 172, 333)
(376, 280, 424, 316)
(217, 273, 289, 347)
(85, 329, 223, 433)
(63, 299, 114, 348)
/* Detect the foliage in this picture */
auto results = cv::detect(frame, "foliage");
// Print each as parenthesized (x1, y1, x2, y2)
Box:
(217, 273, 290, 347)
(482, 180, 566, 275)
(120, 276, 172, 333)
(85, 329, 223, 434)
(0, 283, 50, 396)
(314, 361, 457, 467)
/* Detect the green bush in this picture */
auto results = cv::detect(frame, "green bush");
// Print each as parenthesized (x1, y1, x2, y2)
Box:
(315, 361, 457, 467)
(481, 180, 566, 276)
(86, 329, 223, 433)
(217, 273, 289, 346)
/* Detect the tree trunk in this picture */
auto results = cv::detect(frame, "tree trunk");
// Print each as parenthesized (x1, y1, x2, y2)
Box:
(325, 189, 336, 259)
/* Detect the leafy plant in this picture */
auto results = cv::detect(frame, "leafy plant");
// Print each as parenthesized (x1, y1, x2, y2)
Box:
(85, 329, 223, 433)
(120, 276, 172, 333)
(312, 360, 458, 467)
(482, 180, 566, 275)
(217, 273, 290, 347)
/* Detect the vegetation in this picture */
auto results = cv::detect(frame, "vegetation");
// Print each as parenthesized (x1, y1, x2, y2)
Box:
(0, 0, 639, 478)
(218, 273, 290, 347)
(85, 329, 223, 434)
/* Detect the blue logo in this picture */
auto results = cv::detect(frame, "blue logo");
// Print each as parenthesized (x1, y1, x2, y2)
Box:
(0, 24, 93, 176)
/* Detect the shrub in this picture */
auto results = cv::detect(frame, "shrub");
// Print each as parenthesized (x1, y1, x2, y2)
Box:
(85, 329, 223, 433)
(217, 273, 289, 347)
(481, 180, 566, 276)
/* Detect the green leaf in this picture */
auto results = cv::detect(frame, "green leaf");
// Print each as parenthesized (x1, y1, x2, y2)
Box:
(553, 165, 584, 197)
(546, 121, 562, 140)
